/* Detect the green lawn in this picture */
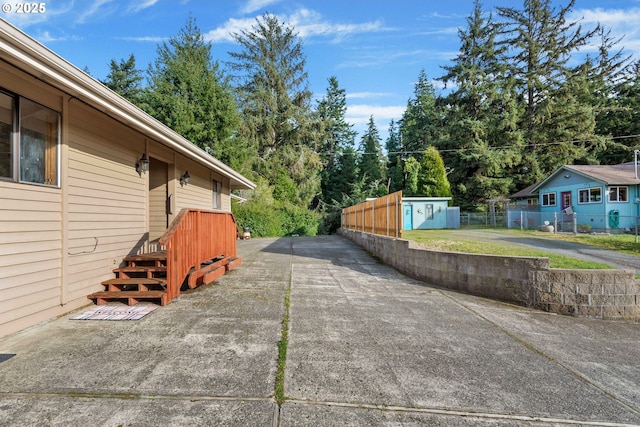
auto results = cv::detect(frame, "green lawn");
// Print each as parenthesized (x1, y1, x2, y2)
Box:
(402, 229, 628, 270)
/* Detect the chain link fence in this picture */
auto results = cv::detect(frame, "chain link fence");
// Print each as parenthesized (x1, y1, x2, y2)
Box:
(488, 209, 640, 234)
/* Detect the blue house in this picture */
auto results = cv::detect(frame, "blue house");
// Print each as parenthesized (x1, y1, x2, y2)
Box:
(529, 163, 640, 232)
(402, 197, 458, 230)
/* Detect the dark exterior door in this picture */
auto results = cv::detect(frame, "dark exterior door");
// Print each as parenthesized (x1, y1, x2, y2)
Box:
(148, 157, 169, 241)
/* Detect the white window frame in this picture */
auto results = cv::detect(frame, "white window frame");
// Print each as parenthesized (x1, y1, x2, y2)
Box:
(608, 186, 628, 203)
(578, 187, 602, 204)
(541, 192, 556, 207)
(212, 179, 222, 210)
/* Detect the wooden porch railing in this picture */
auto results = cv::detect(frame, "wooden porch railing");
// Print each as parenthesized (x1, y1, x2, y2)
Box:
(159, 209, 238, 302)
(341, 191, 403, 238)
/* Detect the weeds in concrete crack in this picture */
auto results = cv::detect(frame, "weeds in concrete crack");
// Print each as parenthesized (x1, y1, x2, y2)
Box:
(275, 287, 291, 405)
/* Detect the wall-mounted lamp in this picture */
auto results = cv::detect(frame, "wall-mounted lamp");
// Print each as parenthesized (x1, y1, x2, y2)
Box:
(564, 174, 571, 179)
(136, 153, 149, 175)
(180, 171, 190, 186)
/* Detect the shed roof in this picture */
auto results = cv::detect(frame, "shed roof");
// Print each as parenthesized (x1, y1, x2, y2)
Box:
(510, 183, 538, 199)
(0, 19, 255, 190)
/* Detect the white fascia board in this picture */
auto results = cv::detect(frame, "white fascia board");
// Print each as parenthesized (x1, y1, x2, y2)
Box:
(0, 19, 255, 190)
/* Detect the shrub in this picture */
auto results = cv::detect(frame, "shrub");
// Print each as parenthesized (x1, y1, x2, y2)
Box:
(232, 201, 320, 237)
(233, 202, 283, 237)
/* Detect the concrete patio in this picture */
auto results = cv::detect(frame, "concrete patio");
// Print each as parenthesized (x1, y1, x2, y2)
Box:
(0, 236, 639, 426)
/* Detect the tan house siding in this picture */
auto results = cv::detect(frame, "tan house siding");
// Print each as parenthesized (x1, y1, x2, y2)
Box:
(66, 100, 148, 301)
(0, 182, 62, 335)
(173, 159, 232, 213)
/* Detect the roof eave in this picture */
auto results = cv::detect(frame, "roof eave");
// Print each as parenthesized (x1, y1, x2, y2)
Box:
(0, 19, 255, 190)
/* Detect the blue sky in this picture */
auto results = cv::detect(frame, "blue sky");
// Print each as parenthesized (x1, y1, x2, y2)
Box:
(3, 0, 640, 141)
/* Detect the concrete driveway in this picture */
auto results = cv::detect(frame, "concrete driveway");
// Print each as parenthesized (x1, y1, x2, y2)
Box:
(459, 229, 640, 274)
(1, 236, 639, 426)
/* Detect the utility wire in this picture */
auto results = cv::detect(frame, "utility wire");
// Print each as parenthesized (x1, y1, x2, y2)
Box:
(349, 133, 640, 155)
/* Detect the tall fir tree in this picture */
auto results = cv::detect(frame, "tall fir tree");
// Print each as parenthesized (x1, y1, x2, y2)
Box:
(438, 0, 524, 210)
(497, 0, 599, 183)
(316, 76, 357, 204)
(357, 116, 387, 197)
(596, 60, 640, 164)
(228, 13, 321, 207)
(145, 17, 243, 169)
(399, 69, 441, 160)
(385, 120, 403, 193)
(587, 28, 635, 164)
(102, 54, 145, 107)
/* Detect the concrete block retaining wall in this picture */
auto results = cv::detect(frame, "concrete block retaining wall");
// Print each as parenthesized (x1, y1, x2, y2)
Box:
(339, 228, 640, 321)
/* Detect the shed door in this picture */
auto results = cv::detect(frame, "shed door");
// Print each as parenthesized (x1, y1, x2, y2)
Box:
(403, 205, 413, 230)
(148, 157, 169, 241)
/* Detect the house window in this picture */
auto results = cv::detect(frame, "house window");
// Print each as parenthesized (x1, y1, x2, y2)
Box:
(608, 186, 628, 202)
(212, 179, 222, 209)
(542, 192, 556, 206)
(578, 187, 602, 204)
(425, 204, 434, 220)
(0, 90, 59, 186)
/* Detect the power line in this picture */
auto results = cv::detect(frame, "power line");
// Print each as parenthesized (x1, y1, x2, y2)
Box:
(351, 133, 640, 155)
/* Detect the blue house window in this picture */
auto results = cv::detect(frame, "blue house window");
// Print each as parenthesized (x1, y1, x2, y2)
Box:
(608, 186, 628, 202)
(578, 187, 602, 204)
(541, 192, 556, 206)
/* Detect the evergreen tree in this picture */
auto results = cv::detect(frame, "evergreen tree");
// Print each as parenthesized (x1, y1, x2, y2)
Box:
(596, 60, 640, 164)
(588, 29, 635, 164)
(399, 69, 441, 160)
(403, 156, 420, 196)
(385, 120, 404, 192)
(228, 13, 321, 206)
(497, 0, 599, 182)
(316, 76, 357, 204)
(145, 17, 243, 169)
(102, 54, 144, 107)
(417, 147, 452, 198)
(357, 116, 387, 197)
(438, 0, 523, 210)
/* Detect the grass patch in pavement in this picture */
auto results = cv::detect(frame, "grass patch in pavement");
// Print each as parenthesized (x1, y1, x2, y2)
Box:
(403, 229, 614, 270)
(275, 287, 290, 405)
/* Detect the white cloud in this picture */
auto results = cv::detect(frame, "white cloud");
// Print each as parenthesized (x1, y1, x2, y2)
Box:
(76, 0, 115, 24)
(346, 104, 405, 125)
(347, 92, 392, 100)
(35, 30, 81, 43)
(203, 7, 386, 44)
(126, 0, 159, 14)
(241, 0, 283, 14)
(285, 8, 386, 41)
(204, 17, 254, 42)
(118, 36, 167, 43)
(570, 7, 640, 57)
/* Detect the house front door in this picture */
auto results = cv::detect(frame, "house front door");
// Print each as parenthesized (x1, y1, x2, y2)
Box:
(148, 157, 169, 242)
(561, 191, 572, 221)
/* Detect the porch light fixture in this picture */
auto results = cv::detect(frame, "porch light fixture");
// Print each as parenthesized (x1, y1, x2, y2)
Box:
(136, 153, 149, 175)
(180, 171, 190, 186)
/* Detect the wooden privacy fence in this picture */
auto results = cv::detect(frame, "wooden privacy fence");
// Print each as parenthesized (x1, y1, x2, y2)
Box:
(341, 191, 403, 238)
(159, 209, 238, 301)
